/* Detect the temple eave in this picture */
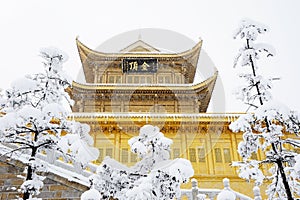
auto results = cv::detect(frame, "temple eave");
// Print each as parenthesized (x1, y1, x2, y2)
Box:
(71, 72, 217, 92)
(76, 38, 202, 60)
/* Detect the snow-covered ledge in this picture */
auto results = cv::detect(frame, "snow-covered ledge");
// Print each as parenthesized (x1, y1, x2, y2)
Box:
(0, 143, 95, 187)
(0, 144, 255, 200)
(181, 178, 254, 200)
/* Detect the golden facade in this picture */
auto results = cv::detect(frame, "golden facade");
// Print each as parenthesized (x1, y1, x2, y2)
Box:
(70, 38, 262, 196)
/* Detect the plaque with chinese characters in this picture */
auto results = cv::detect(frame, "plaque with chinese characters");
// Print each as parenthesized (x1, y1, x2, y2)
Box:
(122, 58, 158, 73)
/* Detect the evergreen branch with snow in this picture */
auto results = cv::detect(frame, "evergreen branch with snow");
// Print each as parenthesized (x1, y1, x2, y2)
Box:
(230, 19, 300, 200)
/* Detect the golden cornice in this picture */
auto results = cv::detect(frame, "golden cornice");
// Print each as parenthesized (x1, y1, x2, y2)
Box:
(68, 113, 242, 123)
(72, 71, 217, 92)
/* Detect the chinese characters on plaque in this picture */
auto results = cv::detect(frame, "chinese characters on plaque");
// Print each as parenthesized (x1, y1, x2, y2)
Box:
(122, 58, 158, 73)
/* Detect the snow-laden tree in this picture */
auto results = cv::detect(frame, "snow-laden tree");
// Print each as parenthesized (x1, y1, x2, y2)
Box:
(82, 125, 194, 200)
(0, 47, 99, 200)
(230, 19, 300, 200)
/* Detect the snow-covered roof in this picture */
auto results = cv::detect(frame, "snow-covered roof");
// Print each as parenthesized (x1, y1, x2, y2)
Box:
(102, 156, 132, 172)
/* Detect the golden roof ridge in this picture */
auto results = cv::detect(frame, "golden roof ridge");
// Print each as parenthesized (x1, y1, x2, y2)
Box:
(119, 39, 161, 53)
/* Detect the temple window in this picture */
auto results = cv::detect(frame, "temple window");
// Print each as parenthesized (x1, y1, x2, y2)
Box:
(130, 152, 137, 162)
(165, 76, 171, 84)
(173, 148, 180, 159)
(198, 147, 206, 162)
(215, 148, 222, 163)
(189, 148, 196, 162)
(106, 148, 113, 157)
(175, 74, 181, 84)
(115, 76, 122, 83)
(107, 75, 122, 83)
(125, 76, 153, 84)
(127, 76, 133, 83)
(108, 76, 114, 83)
(158, 76, 164, 84)
(223, 148, 231, 163)
(146, 77, 152, 83)
(98, 76, 103, 83)
(134, 76, 139, 84)
(97, 148, 104, 162)
(121, 148, 128, 163)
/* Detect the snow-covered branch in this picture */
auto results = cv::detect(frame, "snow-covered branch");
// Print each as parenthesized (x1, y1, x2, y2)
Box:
(84, 125, 194, 200)
(0, 47, 98, 200)
(231, 19, 300, 200)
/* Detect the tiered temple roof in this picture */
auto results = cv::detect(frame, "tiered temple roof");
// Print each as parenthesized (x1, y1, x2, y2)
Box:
(76, 38, 203, 84)
(71, 38, 217, 113)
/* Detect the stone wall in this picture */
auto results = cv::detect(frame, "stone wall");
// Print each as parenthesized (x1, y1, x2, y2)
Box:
(0, 158, 88, 200)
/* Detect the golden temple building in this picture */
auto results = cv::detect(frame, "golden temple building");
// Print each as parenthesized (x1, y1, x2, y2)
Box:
(70, 37, 264, 197)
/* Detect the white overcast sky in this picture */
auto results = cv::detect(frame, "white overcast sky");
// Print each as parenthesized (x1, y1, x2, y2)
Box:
(0, 0, 299, 112)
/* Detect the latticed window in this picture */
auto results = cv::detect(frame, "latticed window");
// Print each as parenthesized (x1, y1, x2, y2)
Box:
(146, 77, 152, 83)
(115, 76, 121, 83)
(98, 148, 104, 162)
(108, 76, 114, 83)
(134, 77, 139, 84)
(106, 148, 113, 157)
(130, 152, 137, 162)
(198, 147, 206, 162)
(189, 148, 196, 162)
(215, 148, 222, 163)
(158, 76, 164, 83)
(127, 76, 133, 83)
(121, 148, 128, 163)
(223, 148, 231, 163)
(176, 75, 182, 84)
(173, 148, 180, 159)
(165, 76, 171, 84)
(98, 76, 103, 83)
